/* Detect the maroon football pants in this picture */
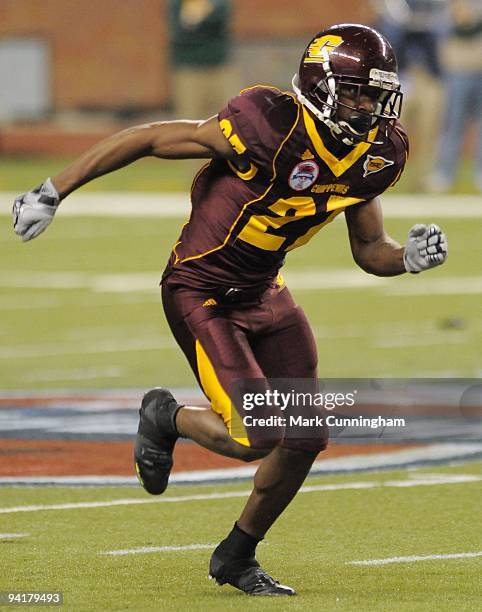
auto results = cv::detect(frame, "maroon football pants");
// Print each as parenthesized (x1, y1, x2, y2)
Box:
(161, 280, 328, 453)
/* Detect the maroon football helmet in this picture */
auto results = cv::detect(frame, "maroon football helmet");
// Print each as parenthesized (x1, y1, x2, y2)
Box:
(292, 24, 403, 145)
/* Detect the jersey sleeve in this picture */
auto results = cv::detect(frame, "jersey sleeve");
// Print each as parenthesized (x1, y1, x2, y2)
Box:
(389, 121, 409, 188)
(218, 86, 299, 176)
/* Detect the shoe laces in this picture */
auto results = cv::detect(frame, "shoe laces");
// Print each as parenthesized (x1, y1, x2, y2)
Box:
(139, 445, 171, 467)
(248, 568, 280, 592)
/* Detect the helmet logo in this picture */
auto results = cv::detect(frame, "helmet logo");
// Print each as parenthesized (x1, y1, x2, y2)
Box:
(305, 35, 343, 64)
(289, 160, 320, 191)
(363, 155, 394, 177)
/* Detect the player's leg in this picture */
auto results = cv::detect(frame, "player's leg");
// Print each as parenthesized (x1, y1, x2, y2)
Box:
(209, 288, 327, 595)
(135, 284, 278, 495)
(175, 406, 266, 461)
(236, 294, 327, 538)
(163, 284, 281, 457)
(134, 385, 267, 495)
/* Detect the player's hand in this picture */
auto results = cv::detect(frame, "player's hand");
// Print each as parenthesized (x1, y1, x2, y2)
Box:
(403, 223, 448, 273)
(12, 178, 60, 242)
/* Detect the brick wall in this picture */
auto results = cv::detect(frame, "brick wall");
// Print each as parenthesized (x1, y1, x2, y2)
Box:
(0, 0, 169, 110)
(0, 0, 372, 112)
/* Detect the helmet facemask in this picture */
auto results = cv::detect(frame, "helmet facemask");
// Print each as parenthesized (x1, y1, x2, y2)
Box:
(293, 70, 403, 146)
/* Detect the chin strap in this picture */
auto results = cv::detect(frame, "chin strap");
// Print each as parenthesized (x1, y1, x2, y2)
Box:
(292, 74, 356, 146)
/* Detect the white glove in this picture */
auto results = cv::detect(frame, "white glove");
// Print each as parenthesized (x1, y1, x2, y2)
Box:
(12, 178, 60, 242)
(403, 223, 448, 273)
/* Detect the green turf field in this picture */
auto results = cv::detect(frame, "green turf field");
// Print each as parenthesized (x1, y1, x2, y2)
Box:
(0, 462, 481, 611)
(0, 211, 480, 390)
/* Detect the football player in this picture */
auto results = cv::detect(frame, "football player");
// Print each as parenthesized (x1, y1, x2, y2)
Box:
(12, 24, 447, 596)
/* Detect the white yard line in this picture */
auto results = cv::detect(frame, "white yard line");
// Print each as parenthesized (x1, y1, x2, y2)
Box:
(0, 490, 250, 514)
(2, 193, 482, 218)
(0, 533, 30, 539)
(285, 270, 387, 290)
(311, 444, 482, 473)
(386, 278, 482, 296)
(348, 551, 482, 566)
(3, 270, 482, 296)
(288, 273, 482, 295)
(0, 473, 480, 515)
(311, 318, 475, 342)
(0, 192, 191, 218)
(103, 547, 482, 560)
(0, 294, 157, 311)
(0, 336, 176, 359)
(0, 272, 93, 289)
(374, 333, 470, 349)
(0, 272, 161, 293)
(101, 543, 217, 556)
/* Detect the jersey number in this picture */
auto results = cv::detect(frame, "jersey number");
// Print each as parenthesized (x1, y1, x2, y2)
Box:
(237, 197, 340, 252)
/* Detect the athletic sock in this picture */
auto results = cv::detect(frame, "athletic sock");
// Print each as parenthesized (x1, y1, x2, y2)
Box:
(172, 404, 184, 437)
(215, 522, 262, 560)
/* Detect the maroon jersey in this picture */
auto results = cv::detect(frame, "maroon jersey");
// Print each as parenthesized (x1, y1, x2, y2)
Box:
(163, 86, 408, 291)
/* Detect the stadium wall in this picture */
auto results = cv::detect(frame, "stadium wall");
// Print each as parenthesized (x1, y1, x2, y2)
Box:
(0, 0, 373, 113)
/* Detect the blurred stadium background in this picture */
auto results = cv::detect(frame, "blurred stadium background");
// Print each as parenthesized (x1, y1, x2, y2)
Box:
(0, 2, 481, 609)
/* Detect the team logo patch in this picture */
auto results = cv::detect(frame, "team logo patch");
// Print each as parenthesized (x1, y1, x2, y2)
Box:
(289, 160, 319, 191)
(363, 155, 395, 178)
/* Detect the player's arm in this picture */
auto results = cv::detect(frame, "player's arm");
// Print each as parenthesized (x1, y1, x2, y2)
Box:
(52, 116, 236, 199)
(345, 197, 405, 276)
(12, 117, 237, 241)
(345, 197, 447, 276)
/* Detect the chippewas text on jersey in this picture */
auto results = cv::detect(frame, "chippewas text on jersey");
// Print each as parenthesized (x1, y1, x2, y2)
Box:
(163, 86, 408, 291)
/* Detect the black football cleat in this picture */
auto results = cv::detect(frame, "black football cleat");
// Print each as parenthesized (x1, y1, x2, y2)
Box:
(134, 388, 182, 495)
(209, 551, 296, 596)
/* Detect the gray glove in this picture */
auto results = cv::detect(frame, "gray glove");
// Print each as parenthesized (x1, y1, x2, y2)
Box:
(12, 178, 60, 242)
(403, 223, 448, 273)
